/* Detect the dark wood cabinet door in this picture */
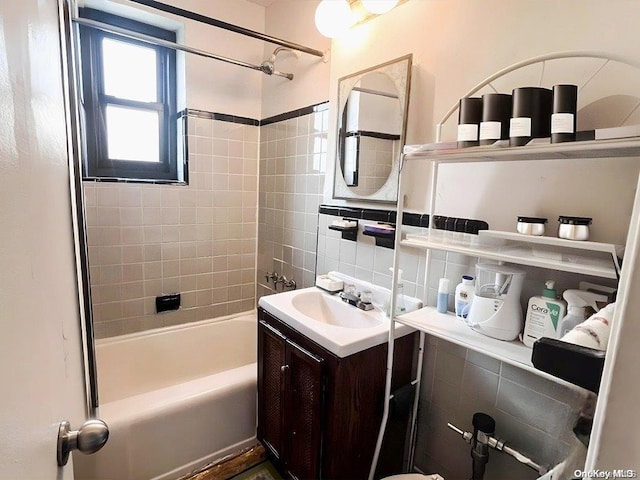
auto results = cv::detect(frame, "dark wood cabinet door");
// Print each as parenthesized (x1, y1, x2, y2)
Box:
(283, 339, 324, 480)
(257, 320, 287, 461)
(257, 308, 416, 480)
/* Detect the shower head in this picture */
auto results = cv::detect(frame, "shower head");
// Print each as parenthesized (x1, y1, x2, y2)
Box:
(259, 60, 275, 75)
(260, 47, 298, 80)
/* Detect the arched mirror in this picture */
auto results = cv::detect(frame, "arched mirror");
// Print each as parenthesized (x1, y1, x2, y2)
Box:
(333, 54, 412, 203)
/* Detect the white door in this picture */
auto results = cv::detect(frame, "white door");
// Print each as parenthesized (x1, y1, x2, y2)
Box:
(0, 0, 90, 478)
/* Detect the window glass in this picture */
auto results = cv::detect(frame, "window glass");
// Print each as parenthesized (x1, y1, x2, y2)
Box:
(105, 105, 160, 162)
(79, 7, 181, 181)
(102, 37, 157, 102)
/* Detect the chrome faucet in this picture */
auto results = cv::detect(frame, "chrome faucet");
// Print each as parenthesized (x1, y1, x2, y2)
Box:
(339, 285, 360, 306)
(274, 275, 297, 290)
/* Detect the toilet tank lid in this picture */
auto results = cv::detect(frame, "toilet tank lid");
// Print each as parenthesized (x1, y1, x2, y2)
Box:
(382, 475, 444, 480)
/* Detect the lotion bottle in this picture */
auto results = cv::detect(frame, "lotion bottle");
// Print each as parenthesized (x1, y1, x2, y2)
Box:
(454, 275, 475, 319)
(522, 280, 566, 347)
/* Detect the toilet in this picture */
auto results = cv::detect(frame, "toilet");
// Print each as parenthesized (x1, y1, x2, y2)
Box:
(383, 474, 444, 480)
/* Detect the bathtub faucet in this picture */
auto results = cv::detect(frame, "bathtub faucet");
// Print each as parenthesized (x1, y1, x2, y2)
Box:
(265, 271, 279, 285)
(275, 275, 296, 290)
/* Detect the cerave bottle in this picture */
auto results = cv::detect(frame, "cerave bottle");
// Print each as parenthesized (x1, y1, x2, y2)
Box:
(522, 280, 566, 347)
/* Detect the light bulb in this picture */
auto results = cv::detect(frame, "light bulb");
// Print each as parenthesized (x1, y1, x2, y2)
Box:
(360, 0, 399, 15)
(314, 0, 355, 38)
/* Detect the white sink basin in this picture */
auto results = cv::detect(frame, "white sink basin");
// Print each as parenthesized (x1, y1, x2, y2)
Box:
(291, 290, 382, 329)
(258, 286, 416, 358)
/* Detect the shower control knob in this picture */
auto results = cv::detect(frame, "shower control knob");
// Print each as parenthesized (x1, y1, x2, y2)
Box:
(57, 419, 109, 466)
(265, 272, 279, 283)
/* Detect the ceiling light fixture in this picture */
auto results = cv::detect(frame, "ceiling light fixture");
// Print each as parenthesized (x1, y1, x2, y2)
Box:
(314, 0, 355, 39)
(360, 0, 399, 15)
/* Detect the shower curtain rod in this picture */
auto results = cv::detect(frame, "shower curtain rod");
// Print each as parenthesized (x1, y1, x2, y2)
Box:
(73, 16, 294, 80)
(127, 0, 327, 60)
(352, 86, 399, 99)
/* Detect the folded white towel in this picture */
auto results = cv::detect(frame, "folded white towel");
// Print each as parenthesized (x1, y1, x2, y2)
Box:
(561, 302, 616, 351)
(561, 329, 600, 350)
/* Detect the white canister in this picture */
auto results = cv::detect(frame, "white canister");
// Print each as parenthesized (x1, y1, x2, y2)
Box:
(516, 216, 547, 236)
(558, 216, 591, 241)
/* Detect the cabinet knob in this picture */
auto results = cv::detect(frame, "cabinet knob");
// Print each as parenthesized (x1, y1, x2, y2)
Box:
(281, 365, 289, 372)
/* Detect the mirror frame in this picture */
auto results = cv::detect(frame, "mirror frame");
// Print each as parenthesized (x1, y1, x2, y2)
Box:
(332, 54, 412, 203)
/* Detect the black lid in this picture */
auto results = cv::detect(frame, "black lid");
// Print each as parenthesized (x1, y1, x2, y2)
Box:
(517, 216, 548, 224)
(458, 97, 482, 124)
(472, 412, 495, 434)
(552, 84, 578, 112)
(558, 216, 592, 225)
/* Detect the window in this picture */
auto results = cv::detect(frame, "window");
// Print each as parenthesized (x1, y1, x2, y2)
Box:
(78, 8, 182, 182)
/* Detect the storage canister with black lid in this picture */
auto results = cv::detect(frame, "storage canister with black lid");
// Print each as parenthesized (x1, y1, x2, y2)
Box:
(480, 93, 512, 145)
(551, 84, 578, 143)
(457, 97, 483, 148)
(558, 216, 592, 241)
(516, 216, 548, 236)
(509, 87, 553, 146)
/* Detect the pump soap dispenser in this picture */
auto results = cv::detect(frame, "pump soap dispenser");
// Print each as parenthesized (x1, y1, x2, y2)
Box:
(522, 280, 566, 347)
(558, 290, 608, 337)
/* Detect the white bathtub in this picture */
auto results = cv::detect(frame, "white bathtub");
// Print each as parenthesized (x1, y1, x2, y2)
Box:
(74, 311, 258, 480)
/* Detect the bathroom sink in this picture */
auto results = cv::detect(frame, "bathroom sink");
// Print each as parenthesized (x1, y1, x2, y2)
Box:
(291, 290, 382, 329)
(258, 284, 417, 358)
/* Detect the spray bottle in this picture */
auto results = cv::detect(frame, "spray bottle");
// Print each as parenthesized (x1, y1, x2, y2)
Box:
(558, 290, 608, 337)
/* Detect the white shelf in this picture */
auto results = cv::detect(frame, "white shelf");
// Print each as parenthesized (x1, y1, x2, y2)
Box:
(395, 306, 577, 386)
(401, 229, 620, 279)
(403, 136, 640, 163)
(479, 230, 623, 255)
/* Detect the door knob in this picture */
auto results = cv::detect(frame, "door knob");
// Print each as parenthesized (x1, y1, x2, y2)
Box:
(57, 419, 109, 466)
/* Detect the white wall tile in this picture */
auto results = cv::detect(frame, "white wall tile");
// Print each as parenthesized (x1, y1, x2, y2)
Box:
(355, 243, 375, 270)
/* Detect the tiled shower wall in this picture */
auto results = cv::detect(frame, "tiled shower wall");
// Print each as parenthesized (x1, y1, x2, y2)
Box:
(315, 218, 590, 479)
(257, 105, 329, 298)
(84, 113, 258, 338)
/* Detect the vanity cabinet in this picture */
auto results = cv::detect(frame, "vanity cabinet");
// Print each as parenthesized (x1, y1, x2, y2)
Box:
(257, 307, 417, 480)
(258, 317, 324, 479)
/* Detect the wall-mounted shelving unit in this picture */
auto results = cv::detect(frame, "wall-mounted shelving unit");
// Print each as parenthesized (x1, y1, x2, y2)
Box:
(388, 136, 640, 393)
